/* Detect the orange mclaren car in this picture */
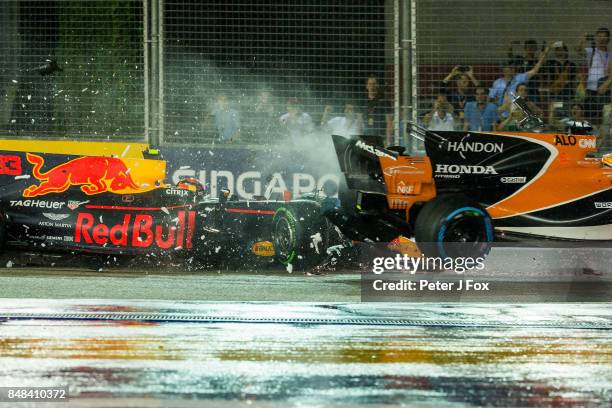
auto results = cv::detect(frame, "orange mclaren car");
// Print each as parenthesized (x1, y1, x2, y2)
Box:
(330, 97, 612, 258)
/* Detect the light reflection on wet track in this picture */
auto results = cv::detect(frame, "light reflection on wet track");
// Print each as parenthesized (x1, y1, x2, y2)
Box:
(0, 301, 610, 407)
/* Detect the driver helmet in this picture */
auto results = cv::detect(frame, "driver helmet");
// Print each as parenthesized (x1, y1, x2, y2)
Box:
(177, 177, 206, 195)
(603, 153, 612, 168)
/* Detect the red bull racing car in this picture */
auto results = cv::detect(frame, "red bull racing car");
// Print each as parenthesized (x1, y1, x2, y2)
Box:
(0, 140, 340, 269)
(329, 97, 612, 258)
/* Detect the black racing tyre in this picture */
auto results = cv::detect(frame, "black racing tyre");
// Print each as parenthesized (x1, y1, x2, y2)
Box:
(272, 206, 330, 269)
(414, 195, 493, 260)
(272, 207, 303, 266)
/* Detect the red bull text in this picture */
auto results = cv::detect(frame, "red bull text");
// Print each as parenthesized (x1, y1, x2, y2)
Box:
(75, 211, 196, 250)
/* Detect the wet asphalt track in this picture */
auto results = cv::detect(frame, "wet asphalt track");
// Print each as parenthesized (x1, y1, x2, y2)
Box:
(0, 246, 610, 407)
(0, 300, 610, 407)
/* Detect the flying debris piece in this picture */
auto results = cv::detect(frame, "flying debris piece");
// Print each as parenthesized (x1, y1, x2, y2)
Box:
(326, 244, 343, 256)
(14, 175, 30, 180)
(286, 264, 293, 273)
(161, 207, 170, 214)
(209, 151, 214, 156)
(215, 246, 221, 253)
(12, 79, 18, 83)
(5, 261, 13, 268)
(310, 233, 322, 254)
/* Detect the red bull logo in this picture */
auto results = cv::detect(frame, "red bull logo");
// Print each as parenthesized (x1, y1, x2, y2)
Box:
(75, 211, 196, 249)
(23, 153, 139, 197)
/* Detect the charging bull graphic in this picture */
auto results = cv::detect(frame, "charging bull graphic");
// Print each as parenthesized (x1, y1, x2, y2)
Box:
(23, 153, 139, 197)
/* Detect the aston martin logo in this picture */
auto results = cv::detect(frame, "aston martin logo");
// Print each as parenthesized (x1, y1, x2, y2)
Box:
(42, 213, 70, 221)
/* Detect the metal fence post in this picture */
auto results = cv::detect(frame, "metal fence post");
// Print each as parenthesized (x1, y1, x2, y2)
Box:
(400, 0, 414, 152)
(143, 0, 150, 144)
(157, 0, 165, 146)
(393, 0, 401, 146)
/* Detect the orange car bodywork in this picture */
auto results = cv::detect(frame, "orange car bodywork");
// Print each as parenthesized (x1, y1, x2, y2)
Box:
(379, 155, 436, 217)
(485, 132, 609, 219)
(377, 132, 611, 223)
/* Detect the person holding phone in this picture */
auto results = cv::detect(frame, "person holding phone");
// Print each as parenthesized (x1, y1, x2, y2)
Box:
(440, 65, 480, 113)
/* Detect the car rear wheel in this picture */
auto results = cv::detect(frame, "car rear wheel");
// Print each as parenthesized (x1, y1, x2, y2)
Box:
(414, 195, 493, 260)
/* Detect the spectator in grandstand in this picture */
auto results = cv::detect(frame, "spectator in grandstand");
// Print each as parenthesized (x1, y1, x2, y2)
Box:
(489, 46, 550, 108)
(576, 27, 611, 121)
(600, 100, 612, 152)
(547, 42, 577, 102)
(596, 66, 612, 105)
(508, 39, 540, 72)
(441, 65, 479, 113)
(361, 75, 393, 145)
(508, 39, 547, 101)
(279, 97, 314, 141)
(497, 110, 524, 131)
(498, 83, 543, 119)
(594, 79, 612, 150)
(212, 94, 240, 143)
(423, 99, 456, 131)
(320, 102, 364, 138)
(247, 90, 279, 142)
(575, 71, 588, 103)
(463, 87, 498, 131)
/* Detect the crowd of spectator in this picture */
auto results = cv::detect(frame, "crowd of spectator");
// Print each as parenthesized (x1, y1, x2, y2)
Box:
(202, 28, 611, 153)
(204, 74, 393, 145)
(422, 27, 612, 151)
